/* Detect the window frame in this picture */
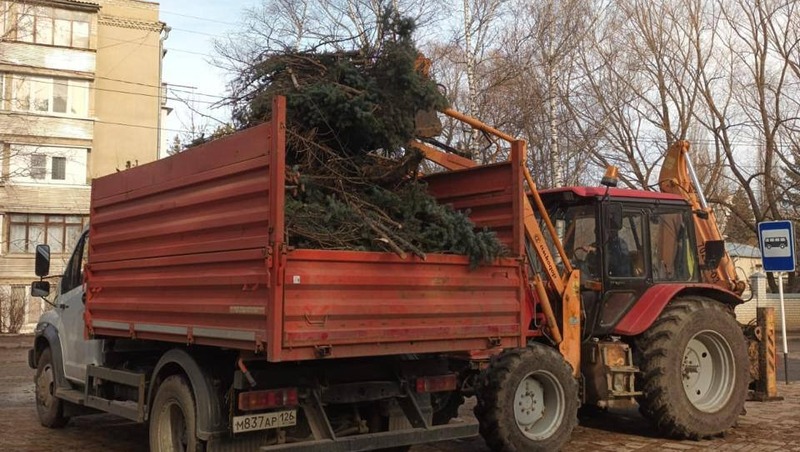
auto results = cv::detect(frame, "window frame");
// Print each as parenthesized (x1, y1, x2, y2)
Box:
(51, 156, 66, 180)
(7, 213, 88, 254)
(60, 229, 88, 293)
(14, 6, 91, 49)
(8, 144, 89, 186)
(10, 75, 89, 117)
(648, 207, 700, 283)
(29, 153, 46, 179)
(604, 207, 648, 280)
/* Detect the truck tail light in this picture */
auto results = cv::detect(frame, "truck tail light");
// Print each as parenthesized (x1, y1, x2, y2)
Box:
(238, 387, 298, 412)
(415, 374, 458, 393)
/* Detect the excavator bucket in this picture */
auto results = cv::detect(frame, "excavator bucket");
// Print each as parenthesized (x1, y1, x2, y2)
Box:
(414, 109, 443, 138)
(413, 54, 444, 138)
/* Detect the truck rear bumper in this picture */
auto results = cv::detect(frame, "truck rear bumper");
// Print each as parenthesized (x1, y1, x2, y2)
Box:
(261, 421, 478, 452)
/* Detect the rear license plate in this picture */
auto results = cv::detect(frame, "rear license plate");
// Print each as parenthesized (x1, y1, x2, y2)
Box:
(233, 409, 297, 434)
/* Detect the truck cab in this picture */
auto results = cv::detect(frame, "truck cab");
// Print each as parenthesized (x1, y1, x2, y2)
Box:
(31, 230, 103, 384)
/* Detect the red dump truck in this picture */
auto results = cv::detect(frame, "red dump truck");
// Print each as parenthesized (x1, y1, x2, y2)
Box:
(28, 97, 550, 451)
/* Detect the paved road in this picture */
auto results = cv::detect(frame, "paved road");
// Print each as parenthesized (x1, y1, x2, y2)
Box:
(776, 336, 800, 384)
(2, 334, 800, 451)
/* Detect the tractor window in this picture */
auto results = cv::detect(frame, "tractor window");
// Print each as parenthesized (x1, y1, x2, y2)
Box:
(560, 205, 600, 281)
(650, 210, 696, 282)
(606, 211, 645, 278)
(543, 203, 599, 281)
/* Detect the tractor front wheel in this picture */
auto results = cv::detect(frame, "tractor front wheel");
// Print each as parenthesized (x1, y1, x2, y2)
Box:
(475, 345, 578, 451)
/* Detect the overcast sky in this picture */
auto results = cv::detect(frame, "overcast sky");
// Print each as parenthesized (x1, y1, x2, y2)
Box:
(158, 1, 257, 152)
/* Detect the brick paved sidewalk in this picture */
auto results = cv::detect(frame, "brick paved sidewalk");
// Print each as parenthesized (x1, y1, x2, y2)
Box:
(565, 383, 800, 451)
(416, 383, 800, 452)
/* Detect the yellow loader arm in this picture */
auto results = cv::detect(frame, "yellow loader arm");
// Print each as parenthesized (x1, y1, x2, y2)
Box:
(658, 140, 746, 295)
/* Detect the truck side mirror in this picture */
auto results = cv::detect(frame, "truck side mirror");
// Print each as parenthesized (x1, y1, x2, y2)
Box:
(704, 240, 725, 269)
(35, 244, 51, 277)
(31, 280, 50, 298)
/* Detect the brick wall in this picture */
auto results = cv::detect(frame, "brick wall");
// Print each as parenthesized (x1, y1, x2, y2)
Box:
(735, 272, 800, 333)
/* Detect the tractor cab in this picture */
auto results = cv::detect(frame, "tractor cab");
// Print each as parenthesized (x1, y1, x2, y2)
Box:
(539, 187, 702, 338)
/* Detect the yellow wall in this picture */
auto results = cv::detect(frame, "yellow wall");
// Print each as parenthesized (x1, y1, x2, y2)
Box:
(93, 0, 163, 177)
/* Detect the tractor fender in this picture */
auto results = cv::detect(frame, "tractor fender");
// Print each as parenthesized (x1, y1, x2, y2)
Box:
(613, 283, 742, 336)
(147, 348, 228, 440)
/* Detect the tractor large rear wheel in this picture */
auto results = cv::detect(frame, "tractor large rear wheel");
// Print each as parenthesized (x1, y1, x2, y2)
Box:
(635, 296, 748, 439)
(475, 345, 578, 451)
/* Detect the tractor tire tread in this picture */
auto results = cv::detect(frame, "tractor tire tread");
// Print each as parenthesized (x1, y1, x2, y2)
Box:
(635, 296, 747, 440)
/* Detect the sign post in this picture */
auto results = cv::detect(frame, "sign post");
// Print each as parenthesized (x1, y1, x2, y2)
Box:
(758, 220, 796, 384)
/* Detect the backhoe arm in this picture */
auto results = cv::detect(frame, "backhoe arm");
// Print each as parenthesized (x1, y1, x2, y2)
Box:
(658, 140, 746, 295)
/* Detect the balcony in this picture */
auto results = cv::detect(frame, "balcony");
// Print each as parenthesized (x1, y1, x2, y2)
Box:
(0, 112, 93, 141)
(0, 42, 95, 75)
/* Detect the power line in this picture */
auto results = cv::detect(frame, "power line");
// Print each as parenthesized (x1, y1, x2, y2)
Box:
(12, 75, 222, 105)
(94, 75, 193, 90)
(94, 75, 228, 100)
(0, 59, 230, 102)
(95, 118, 214, 135)
(0, 109, 209, 135)
(159, 10, 238, 27)
(168, 26, 224, 39)
(99, 34, 215, 58)
(114, 3, 242, 27)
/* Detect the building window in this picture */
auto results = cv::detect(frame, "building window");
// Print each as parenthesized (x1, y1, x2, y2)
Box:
(10, 145, 88, 185)
(8, 214, 86, 254)
(11, 75, 89, 117)
(29, 154, 46, 179)
(51, 156, 66, 180)
(15, 6, 91, 49)
(16, 12, 34, 43)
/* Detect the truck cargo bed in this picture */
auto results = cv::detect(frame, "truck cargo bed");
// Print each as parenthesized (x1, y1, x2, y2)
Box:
(86, 97, 526, 362)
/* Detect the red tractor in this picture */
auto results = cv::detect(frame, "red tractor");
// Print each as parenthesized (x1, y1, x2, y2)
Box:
(415, 112, 750, 450)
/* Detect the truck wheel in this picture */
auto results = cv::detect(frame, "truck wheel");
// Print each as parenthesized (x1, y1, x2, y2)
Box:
(635, 296, 748, 439)
(149, 375, 203, 452)
(475, 345, 578, 452)
(34, 347, 69, 428)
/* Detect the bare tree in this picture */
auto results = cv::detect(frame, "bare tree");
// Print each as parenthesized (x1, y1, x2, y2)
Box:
(495, 0, 599, 187)
(0, 286, 26, 334)
(215, 0, 445, 71)
(567, 0, 709, 189)
(425, 0, 507, 158)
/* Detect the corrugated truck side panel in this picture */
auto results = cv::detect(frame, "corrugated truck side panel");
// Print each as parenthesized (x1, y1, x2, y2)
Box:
(86, 98, 287, 351)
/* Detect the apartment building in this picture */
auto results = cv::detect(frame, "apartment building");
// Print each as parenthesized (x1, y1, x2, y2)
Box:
(0, 0, 167, 332)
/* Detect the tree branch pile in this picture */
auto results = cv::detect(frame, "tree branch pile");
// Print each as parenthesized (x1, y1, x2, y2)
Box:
(230, 15, 507, 266)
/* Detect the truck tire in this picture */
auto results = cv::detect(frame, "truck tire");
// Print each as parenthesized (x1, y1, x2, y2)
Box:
(34, 347, 69, 428)
(149, 375, 204, 452)
(635, 296, 748, 439)
(474, 345, 578, 452)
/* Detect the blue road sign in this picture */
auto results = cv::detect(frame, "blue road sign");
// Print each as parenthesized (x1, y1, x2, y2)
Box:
(758, 220, 795, 272)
